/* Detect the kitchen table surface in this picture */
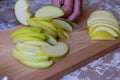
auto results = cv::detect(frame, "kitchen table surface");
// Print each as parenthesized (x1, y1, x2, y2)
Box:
(0, 0, 120, 80)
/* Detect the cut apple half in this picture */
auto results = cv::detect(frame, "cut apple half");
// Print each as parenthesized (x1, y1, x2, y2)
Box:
(12, 48, 49, 62)
(35, 6, 64, 18)
(90, 26, 119, 37)
(90, 30, 115, 40)
(21, 60, 53, 68)
(14, 0, 32, 25)
(41, 42, 68, 58)
(52, 19, 73, 31)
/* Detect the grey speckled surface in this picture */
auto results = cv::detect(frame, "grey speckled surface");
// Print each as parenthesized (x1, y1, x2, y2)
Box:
(0, 0, 120, 80)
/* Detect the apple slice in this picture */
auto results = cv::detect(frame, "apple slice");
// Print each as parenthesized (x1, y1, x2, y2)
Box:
(57, 29, 70, 39)
(29, 18, 53, 22)
(87, 17, 119, 28)
(90, 10, 118, 21)
(52, 19, 73, 31)
(12, 48, 49, 62)
(90, 26, 120, 37)
(90, 30, 115, 40)
(44, 33, 58, 45)
(11, 27, 42, 38)
(88, 20, 120, 30)
(12, 32, 46, 40)
(13, 36, 44, 43)
(21, 60, 53, 68)
(41, 42, 68, 58)
(23, 40, 50, 47)
(35, 6, 64, 18)
(14, 0, 32, 25)
(88, 23, 120, 34)
(27, 18, 57, 38)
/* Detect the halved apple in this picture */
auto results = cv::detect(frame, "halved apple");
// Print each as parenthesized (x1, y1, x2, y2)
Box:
(12, 48, 49, 62)
(41, 42, 68, 58)
(90, 30, 115, 40)
(35, 6, 64, 18)
(21, 60, 53, 68)
(52, 19, 73, 31)
(14, 0, 32, 25)
(90, 26, 120, 37)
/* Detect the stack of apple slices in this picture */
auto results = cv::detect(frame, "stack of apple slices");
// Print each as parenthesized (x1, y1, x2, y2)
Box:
(87, 10, 120, 40)
(11, 27, 69, 68)
(12, 0, 74, 68)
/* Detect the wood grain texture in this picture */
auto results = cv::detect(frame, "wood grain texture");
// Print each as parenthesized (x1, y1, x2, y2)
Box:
(0, 26, 120, 80)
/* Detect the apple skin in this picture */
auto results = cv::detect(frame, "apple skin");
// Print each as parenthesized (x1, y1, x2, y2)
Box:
(35, 6, 64, 18)
(14, 0, 32, 25)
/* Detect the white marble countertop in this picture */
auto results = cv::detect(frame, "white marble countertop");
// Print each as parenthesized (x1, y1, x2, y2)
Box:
(0, 0, 120, 80)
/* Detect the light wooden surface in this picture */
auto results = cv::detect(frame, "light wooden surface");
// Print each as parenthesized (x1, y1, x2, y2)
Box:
(0, 25, 120, 80)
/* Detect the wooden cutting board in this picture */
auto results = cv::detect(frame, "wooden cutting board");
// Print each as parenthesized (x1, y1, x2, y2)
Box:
(0, 25, 120, 80)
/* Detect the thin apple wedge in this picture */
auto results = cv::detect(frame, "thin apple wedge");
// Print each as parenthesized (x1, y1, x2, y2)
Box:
(14, 0, 32, 25)
(21, 60, 53, 69)
(90, 26, 120, 37)
(41, 42, 69, 58)
(13, 36, 44, 43)
(44, 33, 58, 45)
(57, 29, 70, 39)
(11, 27, 42, 38)
(35, 6, 64, 18)
(23, 40, 50, 47)
(12, 33, 46, 40)
(52, 19, 73, 31)
(90, 10, 118, 21)
(16, 43, 43, 54)
(27, 18, 57, 38)
(29, 18, 53, 22)
(12, 48, 49, 62)
(90, 30, 116, 40)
